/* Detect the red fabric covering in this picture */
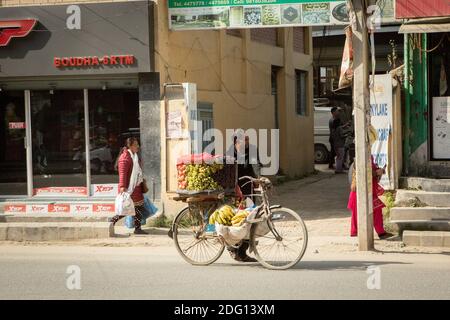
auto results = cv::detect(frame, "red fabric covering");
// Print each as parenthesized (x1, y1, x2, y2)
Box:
(177, 153, 225, 165)
(118, 149, 143, 203)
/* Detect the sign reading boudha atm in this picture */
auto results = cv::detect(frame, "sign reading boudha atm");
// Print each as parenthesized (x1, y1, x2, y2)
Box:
(54, 55, 135, 68)
(0, 1, 154, 77)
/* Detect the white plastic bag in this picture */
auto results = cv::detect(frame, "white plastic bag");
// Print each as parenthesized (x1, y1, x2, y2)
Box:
(114, 192, 135, 216)
(215, 223, 251, 246)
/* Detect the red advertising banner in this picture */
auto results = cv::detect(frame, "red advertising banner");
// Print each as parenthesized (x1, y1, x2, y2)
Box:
(396, 0, 450, 19)
(34, 187, 88, 197)
(48, 204, 71, 213)
(4, 205, 26, 214)
(93, 204, 115, 213)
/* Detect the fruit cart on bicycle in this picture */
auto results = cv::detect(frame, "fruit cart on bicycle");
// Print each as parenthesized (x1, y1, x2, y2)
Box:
(169, 156, 308, 270)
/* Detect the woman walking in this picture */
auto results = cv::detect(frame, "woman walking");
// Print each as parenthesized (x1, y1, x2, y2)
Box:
(110, 137, 148, 235)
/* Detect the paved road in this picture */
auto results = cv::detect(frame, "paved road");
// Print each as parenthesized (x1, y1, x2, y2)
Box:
(1, 245, 449, 300)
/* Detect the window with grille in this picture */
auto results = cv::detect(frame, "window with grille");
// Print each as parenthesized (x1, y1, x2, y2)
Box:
(197, 102, 214, 152)
(295, 70, 308, 116)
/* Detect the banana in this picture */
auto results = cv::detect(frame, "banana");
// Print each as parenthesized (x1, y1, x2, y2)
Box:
(209, 211, 218, 224)
(216, 213, 225, 225)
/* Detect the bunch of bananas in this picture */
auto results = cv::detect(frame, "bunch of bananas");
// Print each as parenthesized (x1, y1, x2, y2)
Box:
(209, 205, 235, 226)
(231, 210, 249, 227)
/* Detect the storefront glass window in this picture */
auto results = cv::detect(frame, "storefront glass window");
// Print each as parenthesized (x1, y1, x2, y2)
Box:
(0, 91, 27, 195)
(88, 89, 139, 187)
(31, 90, 87, 196)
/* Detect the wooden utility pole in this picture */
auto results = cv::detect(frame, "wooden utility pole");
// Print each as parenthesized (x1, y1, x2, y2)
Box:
(352, 0, 374, 250)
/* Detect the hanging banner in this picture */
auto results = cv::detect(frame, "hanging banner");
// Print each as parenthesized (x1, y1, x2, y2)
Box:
(432, 97, 450, 159)
(168, 0, 349, 31)
(370, 74, 393, 190)
(338, 26, 353, 89)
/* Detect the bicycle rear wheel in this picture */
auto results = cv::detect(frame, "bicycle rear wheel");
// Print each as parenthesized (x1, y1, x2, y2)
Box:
(173, 206, 225, 266)
(250, 207, 308, 270)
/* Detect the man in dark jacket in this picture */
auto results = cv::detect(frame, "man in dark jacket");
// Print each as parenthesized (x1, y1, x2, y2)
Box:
(328, 107, 340, 169)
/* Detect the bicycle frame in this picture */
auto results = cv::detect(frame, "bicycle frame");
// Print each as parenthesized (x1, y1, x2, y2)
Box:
(240, 179, 283, 241)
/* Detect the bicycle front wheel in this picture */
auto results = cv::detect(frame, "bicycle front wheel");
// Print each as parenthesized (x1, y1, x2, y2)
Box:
(250, 207, 308, 270)
(173, 206, 225, 266)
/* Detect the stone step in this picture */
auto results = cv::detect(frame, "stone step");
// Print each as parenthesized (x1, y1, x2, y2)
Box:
(0, 213, 114, 223)
(390, 207, 450, 232)
(390, 207, 450, 221)
(0, 222, 113, 241)
(395, 190, 450, 207)
(399, 177, 450, 192)
(402, 230, 450, 248)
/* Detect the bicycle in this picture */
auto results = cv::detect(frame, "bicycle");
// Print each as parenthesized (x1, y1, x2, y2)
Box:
(170, 176, 308, 270)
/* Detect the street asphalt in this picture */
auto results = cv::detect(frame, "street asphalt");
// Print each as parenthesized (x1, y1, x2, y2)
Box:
(0, 245, 449, 300)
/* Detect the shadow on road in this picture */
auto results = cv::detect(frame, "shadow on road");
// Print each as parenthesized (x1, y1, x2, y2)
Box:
(211, 260, 410, 271)
(291, 260, 410, 271)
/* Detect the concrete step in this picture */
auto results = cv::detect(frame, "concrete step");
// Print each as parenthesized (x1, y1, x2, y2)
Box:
(0, 213, 114, 223)
(395, 190, 450, 207)
(403, 230, 450, 248)
(390, 207, 450, 221)
(399, 177, 450, 192)
(0, 222, 113, 241)
(390, 207, 450, 232)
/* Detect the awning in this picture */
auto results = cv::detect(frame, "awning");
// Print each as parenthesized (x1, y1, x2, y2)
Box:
(399, 23, 450, 34)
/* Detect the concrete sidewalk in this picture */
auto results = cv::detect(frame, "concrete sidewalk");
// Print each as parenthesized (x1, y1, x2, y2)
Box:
(2, 165, 450, 254)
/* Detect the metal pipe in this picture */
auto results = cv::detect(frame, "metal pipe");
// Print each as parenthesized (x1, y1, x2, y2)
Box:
(24, 90, 34, 197)
(84, 89, 91, 196)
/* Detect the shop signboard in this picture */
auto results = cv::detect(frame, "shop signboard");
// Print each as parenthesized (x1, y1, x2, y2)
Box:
(0, 1, 154, 77)
(432, 97, 450, 159)
(168, 0, 350, 30)
(370, 74, 394, 190)
(396, 0, 450, 19)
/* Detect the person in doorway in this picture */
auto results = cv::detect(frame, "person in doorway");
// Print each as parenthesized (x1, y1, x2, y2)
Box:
(328, 107, 339, 169)
(332, 116, 346, 174)
(110, 137, 148, 235)
(347, 126, 393, 240)
(225, 134, 260, 263)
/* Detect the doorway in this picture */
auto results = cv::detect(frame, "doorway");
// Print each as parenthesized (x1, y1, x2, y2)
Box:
(0, 91, 27, 195)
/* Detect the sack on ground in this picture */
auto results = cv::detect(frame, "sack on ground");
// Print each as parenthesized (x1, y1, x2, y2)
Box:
(115, 192, 135, 216)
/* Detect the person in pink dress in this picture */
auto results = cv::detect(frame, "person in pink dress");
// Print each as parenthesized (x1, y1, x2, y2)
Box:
(347, 127, 393, 239)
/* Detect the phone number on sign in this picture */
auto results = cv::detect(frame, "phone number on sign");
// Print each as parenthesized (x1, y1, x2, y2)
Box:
(174, 304, 275, 317)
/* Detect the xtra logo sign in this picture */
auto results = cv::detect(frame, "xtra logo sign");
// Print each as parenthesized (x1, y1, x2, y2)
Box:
(5, 205, 26, 213)
(70, 204, 92, 213)
(93, 204, 115, 213)
(0, 19, 37, 47)
(27, 205, 48, 213)
(48, 204, 71, 213)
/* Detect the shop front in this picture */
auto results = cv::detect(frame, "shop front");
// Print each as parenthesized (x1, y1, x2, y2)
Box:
(399, 17, 450, 177)
(0, 1, 161, 201)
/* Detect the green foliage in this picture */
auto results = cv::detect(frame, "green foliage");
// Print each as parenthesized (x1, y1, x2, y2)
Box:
(147, 214, 173, 228)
